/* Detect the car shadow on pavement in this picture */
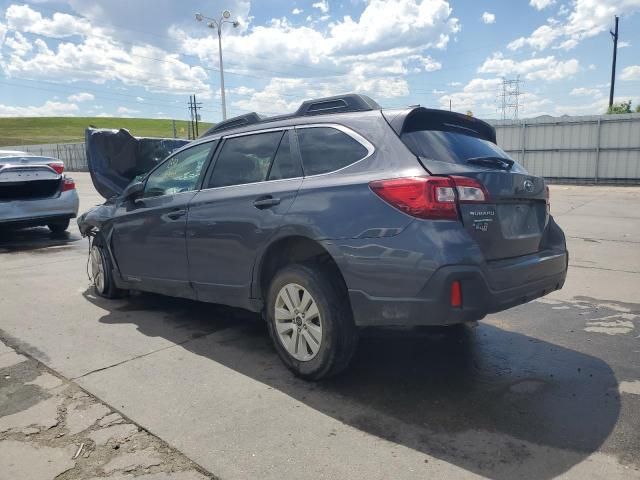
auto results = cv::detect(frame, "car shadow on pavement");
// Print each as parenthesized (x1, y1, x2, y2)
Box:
(0, 227, 81, 253)
(84, 290, 622, 480)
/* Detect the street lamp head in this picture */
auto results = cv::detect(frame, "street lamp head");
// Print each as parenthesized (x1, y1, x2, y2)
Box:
(207, 21, 216, 29)
(195, 13, 203, 22)
(222, 10, 231, 19)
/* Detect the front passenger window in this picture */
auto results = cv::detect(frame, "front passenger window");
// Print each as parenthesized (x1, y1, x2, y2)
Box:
(144, 142, 213, 198)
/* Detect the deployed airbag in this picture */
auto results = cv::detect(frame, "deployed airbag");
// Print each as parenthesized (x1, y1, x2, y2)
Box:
(86, 128, 190, 199)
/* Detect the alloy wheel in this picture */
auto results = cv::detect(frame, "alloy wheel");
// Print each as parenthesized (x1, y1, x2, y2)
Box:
(90, 245, 105, 294)
(274, 283, 323, 361)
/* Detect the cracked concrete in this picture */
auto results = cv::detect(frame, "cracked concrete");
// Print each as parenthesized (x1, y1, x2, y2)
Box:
(0, 340, 213, 480)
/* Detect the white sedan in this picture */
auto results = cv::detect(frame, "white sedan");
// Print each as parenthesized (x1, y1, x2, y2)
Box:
(0, 152, 79, 233)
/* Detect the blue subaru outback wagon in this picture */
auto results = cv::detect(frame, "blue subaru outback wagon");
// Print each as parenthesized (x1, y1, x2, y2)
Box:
(78, 94, 568, 380)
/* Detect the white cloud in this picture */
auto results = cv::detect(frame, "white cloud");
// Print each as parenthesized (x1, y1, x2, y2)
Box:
(618, 41, 631, 48)
(117, 106, 139, 115)
(0, 22, 7, 46)
(481, 12, 495, 24)
(171, 0, 459, 111)
(67, 92, 95, 102)
(6, 4, 91, 38)
(4, 32, 32, 57)
(312, 0, 329, 14)
(621, 65, 640, 81)
(570, 87, 603, 97)
(530, 0, 555, 9)
(478, 53, 580, 81)
(510, 0, 640, 52)
(1, 5, 212, 98)
(0, 100, 79, 116)
(292, 8, 303, 15)
(508, 25, 562, 51)
(136, 96, 144, 102)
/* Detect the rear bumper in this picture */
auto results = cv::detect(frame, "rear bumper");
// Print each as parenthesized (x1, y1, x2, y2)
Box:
(348, 249, 568, 327)
(0, 189, 79, 227)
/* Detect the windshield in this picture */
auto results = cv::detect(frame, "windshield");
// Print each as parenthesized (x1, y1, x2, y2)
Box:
(401, 130, 526, 173)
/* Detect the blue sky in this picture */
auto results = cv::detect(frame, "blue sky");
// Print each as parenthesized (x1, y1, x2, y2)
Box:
(0, 0, 639, 121)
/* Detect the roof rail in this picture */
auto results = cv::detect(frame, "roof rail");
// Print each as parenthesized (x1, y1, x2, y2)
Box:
(201, 112, 263, 137)
(295, 94, 381, 116)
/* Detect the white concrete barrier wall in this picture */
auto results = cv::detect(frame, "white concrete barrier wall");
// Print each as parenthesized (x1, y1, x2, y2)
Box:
(488, 113, 640, 183)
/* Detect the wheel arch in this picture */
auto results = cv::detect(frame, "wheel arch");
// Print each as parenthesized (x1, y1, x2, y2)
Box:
(253, 234, 349, 305)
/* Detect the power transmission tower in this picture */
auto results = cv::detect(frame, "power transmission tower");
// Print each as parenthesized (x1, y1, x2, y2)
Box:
(609, 15, 619, 108)
(499, 76, 522, 120)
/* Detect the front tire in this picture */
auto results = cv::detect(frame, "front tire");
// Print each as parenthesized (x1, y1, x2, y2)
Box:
(90, 239, 127, 299)
(266, 263, 358, 380)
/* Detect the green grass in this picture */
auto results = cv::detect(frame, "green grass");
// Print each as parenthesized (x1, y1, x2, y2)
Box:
(0, 117, 214, 147)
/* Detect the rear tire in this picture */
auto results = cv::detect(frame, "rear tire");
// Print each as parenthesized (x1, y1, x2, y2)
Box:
(48, 219, 70, 233)
(90, 237, 127, 299)
(266, 263, 358, 380)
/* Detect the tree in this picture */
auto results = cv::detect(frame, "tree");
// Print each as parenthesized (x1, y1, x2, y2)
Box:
(636, 105, 640, 113)
(607, 100, 632, 114)
(466, 110, 474, 117)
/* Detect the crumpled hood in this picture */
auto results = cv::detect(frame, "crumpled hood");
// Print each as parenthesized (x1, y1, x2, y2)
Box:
(86, 128, 190, 199)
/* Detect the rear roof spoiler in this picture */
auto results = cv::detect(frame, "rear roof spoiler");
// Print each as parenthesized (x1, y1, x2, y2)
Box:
(383, 107, 497, 144)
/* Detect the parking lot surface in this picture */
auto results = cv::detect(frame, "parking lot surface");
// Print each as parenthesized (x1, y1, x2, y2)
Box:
(1, 173, 639, 479)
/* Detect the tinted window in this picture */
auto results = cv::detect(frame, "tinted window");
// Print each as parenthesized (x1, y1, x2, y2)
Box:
(401, 130, 525, 172)
(297, 127, 368, 176)
(144, 142, 212, 198)
(209, 131, 283, 188)
(268, 131, 302, 180)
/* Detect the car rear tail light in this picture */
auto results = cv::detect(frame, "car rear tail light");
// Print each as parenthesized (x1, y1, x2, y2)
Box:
(62, 177, 75, 192)
(369, 176, 488, 220)
(450, 280, 462, 308)
(451, 176, 488, 203)
(369, 176, 458, 220)
(48, 162, 64, 174)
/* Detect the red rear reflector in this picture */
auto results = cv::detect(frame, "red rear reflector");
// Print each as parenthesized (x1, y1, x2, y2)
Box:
(369, 176, 458, 220)
(62, 177, 75, 192)
(450, 280, 462, 308)
(48, 162, 64, 174)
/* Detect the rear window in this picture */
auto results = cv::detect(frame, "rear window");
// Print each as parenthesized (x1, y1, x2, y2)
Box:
(297, 127, 368, 176)
(401, 130, 525, 172)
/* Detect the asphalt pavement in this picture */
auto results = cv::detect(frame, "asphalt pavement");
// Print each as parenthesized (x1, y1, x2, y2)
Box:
(1, 173, 639, 479)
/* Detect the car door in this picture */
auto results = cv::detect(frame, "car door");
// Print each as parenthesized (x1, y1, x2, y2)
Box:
(187, 128, 303, 308)
(111, 141, 215, 297)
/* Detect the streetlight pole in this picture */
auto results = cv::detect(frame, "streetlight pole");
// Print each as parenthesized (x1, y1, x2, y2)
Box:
(195, 10, 239, 120)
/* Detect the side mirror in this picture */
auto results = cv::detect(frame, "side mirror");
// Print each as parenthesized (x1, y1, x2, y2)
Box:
(121, 181, 144, 201)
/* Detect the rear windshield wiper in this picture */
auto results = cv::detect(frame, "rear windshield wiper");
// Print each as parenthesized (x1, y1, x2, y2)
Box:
(466, 156, 514, 170)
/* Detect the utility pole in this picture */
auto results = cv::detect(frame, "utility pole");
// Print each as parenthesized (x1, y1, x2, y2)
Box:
(609, 15, 619, 109)
(499, 76, 522, 120)
(187, 95, 203, 139)
(187, 96, 194, 140)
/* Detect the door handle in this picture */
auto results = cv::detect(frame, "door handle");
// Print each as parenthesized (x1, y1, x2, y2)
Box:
(167, 209, 187, 220)
(253, 196, 281, 209)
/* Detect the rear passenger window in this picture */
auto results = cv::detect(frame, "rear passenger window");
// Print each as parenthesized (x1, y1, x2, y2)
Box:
(209, 131, 283, 188)
(297, 127, 368, 176)
(268, 131, 302, 180)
